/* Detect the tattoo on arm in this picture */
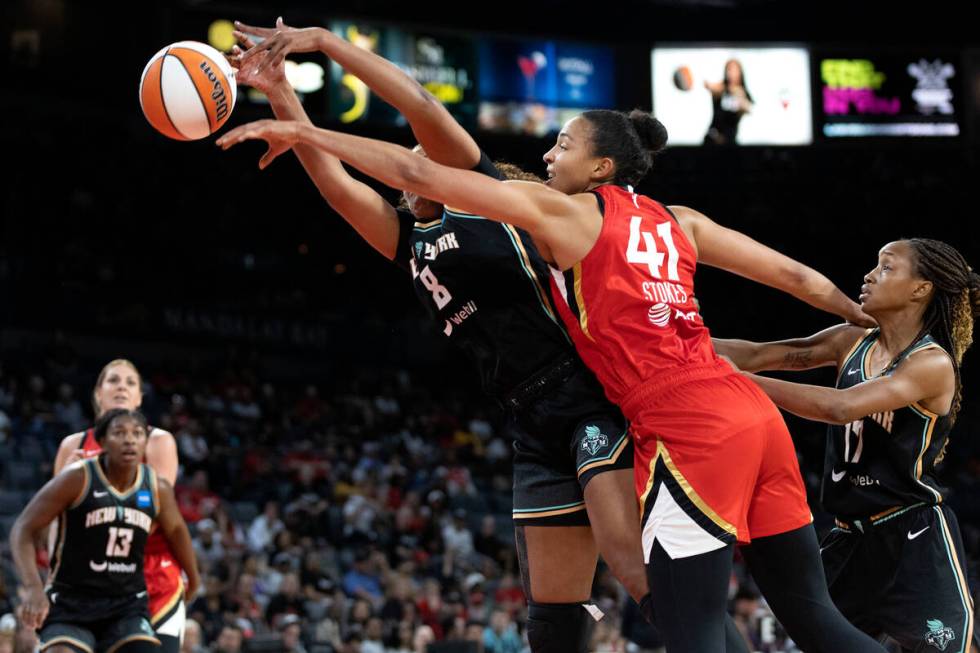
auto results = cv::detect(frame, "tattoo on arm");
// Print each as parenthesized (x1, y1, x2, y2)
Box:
(783, 350, 814, 369)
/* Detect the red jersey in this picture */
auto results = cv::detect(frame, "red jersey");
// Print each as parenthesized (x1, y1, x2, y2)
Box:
(549, 184, 718, 410)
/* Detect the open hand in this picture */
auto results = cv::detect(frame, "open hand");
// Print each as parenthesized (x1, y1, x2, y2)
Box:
(236, 17, 327, 74)
(216, 119, 303, 169)
(226, 29, 286, 95)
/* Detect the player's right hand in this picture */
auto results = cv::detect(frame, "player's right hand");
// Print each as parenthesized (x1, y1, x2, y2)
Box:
(17, 586, 49, 630)
(216, 119, 302, 170)
(227, 30, 286, 96)
(236, 17, 326, 73)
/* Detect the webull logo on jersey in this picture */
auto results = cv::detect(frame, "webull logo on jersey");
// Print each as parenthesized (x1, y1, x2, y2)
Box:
(924, 619, 955, 650)
(89, 560, 138, 574)
(443, 300, 479, 336)
(581, 425, 609, 456)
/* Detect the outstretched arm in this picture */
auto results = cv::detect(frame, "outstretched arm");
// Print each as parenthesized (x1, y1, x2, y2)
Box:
(10, 467, 86, 629)
(748, 348, 954, 424)
(713, 324, 867, 373)
(155, 478, 200, 600)
(236, 18, 481, 168)
(216, 121, 598, 267)
(230, 33, 401, 259)
(673, 206, 875, 327)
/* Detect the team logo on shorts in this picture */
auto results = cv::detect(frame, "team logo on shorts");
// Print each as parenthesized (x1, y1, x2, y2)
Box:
(414, 242, 424, 259)
(581, 425, 609, 456)
(924, 619, 955, 651)
(140, 618, 155, 636)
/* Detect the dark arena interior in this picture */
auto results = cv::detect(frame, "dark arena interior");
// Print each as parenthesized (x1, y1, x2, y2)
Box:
(1, 1, 978, 652)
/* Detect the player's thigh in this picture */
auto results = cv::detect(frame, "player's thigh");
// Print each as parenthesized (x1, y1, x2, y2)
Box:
(522, 525, 598, 602)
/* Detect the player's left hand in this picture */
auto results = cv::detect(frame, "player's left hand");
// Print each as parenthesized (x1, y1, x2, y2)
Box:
(216, 120, 302, 169)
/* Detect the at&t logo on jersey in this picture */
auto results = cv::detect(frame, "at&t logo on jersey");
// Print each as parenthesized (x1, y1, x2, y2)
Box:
(647, 303, 670, 327)
(581, 425, 609, 456)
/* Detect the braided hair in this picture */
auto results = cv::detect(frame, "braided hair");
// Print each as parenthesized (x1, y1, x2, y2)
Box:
(896, 238, 980, 422)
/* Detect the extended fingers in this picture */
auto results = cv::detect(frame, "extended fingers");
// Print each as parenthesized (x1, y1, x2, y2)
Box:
(233, 20, 275, 38)
(232, 30, 258, 51)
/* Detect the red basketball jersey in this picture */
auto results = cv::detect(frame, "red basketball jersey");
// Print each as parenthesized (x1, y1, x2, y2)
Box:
(549, 184, 718, 408)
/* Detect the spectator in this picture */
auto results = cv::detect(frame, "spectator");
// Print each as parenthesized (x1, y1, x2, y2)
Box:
(361, 616, 385, 653)
(177, 418, 210, 468)
(442, 509, 474, 559)
(229, 573, 264, 634)
(473, 516, 506, 567)
(177, 469, 222, 523)
(52, 382, 85, 432)
(491, 573, 523, 618)
(465, 620, 486, 653)
(211, 624, 243, 653)
(248, 500, 284, 553)
(388, 620, 415, 653)
(266, 572, 307, 626)
(340, 631, 364, 653)
(482, 610, 521, 653)
(193, 518, 226, 570)
(343, 549, 384, 604)
(190, 575, 232, 643)
(280, 614, 308, 653)
(182, 618, 208, 653)
(412, 625, 435, 653)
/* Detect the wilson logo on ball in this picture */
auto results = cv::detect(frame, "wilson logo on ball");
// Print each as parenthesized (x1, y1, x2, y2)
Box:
(198, 61, 231, 122)
(647, 303, 671, 327)
(139, 41, 237, 141)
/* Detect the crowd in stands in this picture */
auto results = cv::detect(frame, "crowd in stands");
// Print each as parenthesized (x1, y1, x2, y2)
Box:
(1, 337, 978, 653)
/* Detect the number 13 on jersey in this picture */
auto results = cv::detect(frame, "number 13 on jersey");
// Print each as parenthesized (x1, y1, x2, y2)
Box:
(626, 216, 679, 281)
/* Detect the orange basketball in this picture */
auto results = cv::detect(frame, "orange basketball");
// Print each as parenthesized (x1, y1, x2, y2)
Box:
(139, 41, 237, 141)
(673, 66, 693, 92)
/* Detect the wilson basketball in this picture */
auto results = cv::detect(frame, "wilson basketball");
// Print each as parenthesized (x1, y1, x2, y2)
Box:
(139, 41, 237, 141)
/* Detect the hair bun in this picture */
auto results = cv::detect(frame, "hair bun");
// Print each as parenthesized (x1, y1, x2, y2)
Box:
(628, 110, 668, 154)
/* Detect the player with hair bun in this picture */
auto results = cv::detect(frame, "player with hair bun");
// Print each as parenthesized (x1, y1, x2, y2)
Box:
(217, 104, 886, 651)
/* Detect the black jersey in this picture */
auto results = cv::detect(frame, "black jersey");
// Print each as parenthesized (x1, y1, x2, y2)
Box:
(823, 329, 952, 519)
(48, 457, 159, 597)
(394, 153, 573, 397)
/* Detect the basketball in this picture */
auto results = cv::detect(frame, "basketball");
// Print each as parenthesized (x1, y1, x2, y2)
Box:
(673, 65, 693, 91)
(139, 41, 237, 141)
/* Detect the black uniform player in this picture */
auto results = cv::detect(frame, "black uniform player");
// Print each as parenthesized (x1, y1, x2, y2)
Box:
(820, 330, 973, 652)
(395, 155, 632, 526)
(717, 238, 980, 652)
(10, 409, 199, 653)
(225, 20, 661, 653)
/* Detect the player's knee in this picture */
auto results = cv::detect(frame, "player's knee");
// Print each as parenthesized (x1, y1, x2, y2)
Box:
(526, 601, 593, 653)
